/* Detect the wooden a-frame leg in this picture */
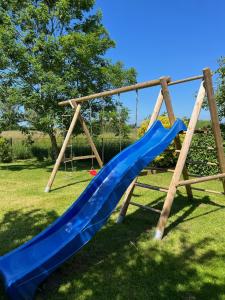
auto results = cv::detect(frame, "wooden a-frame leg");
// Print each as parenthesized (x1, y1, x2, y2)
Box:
(203, 68, 225, 193)
(45, 104, 82, 192)
(116, 90, 164, 223)
(160, 77, 193, 200)
(154, 82, 206, 239)
(116, 178, 137, 223)
(72, 102, 103, 168)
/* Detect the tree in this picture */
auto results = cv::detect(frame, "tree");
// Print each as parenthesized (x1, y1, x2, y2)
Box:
(215, 57, 225, 121)
(0, 0, 136, 158)
(0, 81, 23, 132)
(99, 105, 130, 138)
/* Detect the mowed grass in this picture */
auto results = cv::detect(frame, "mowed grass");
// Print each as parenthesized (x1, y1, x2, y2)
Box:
(0, 160, 225, 300)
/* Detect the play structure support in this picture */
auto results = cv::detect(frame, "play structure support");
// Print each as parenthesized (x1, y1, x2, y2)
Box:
(45, 68, 225, 240)
(160, 77, 193, 199)
(45, 104, 81, 192)
(117, 77, 193, 223)
(154, 68, 225, 239)
(73, 102, 103, 168)
(45, 102, 103, 192)
(154, 82, 206, 239)
(203, 68, 225, 192)
(116, 90, 165, 222)
(116, 68, 225, 239)
(58, 78, 169, 106)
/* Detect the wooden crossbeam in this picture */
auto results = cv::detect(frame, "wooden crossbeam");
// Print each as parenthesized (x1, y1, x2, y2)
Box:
(144, 167, 175, 173)
(186, 160, 218, 166)
(63, 155, 96, 163)
(130, 201, 161, 214)
(135, 182, 169, 193)
(177, 173, 225, 186)
(59, 78, 167, 106)
(191, 187, 225, 196)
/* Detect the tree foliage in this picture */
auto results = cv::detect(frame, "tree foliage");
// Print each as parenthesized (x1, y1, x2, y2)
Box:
(215, 57, 225, 121)
(0, 0, 136, 157)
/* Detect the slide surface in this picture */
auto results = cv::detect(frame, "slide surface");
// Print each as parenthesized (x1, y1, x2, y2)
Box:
(0, 120, 186, 300)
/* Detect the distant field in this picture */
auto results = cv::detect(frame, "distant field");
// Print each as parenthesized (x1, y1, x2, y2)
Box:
(196, 119, 211, 128)
(1, 119, 211, 140)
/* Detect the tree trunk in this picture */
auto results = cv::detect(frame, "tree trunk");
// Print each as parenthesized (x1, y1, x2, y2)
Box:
(49, 132, 59, 160)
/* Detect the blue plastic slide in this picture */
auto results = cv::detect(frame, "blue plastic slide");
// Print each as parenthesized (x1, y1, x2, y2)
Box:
(0, 120, 186, 300)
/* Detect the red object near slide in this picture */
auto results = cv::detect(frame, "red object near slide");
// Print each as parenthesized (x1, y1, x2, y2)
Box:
(89, 169, 98, 176)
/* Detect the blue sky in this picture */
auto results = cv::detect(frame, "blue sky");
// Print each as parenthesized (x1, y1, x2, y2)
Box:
(94, 0, 225, 124)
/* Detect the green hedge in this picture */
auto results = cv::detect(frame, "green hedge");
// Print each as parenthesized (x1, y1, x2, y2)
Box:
(0, 137, 13, 162)
(187, 128, 225, 176)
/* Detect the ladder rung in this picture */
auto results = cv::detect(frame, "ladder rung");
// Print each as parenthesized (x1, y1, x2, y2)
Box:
(182, 129, 209, 134)
(144, 167, 175, 173)
(177, 173, 225, 186)
(186, 160, 217, 166)
(135, 182, 169, 193)
(63, 155, 96, 163)
(130, 201, 161, 214)
(191, 187, 225, 196)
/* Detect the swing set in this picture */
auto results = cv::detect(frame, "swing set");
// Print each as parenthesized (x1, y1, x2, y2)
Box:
(45, 67, 225, 240)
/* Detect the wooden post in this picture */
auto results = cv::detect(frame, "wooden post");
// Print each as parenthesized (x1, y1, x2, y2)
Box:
(73, 102, 103, 168)
(154, 82, 206, 239)
(147, 91, 164, 129)
(160, 77, 193, 200)
(203, 68, 225, 193)
(44, 104, 82, 192)
(116, 90, 164, 223)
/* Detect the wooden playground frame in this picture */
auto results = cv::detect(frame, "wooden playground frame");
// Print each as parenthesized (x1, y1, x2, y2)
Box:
(45, 67, 225, 240)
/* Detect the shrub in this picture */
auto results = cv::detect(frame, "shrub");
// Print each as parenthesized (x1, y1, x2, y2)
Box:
(138, 115, 176, 168)
(12, 141, 33, 159)
(137, 115, 171, 138)
(0, 136, 13, 162)
(31, 146, 50, 161)
(187, 129, 221, 176)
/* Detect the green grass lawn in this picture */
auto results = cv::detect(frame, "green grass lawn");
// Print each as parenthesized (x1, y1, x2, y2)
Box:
(0, 159, 225, 300)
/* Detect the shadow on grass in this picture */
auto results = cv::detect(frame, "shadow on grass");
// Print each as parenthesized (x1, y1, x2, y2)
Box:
(0, 208, 59, 300)
(0, 193, 225, 300)
(0, 160, 95, 172)
(51, 178, 91, 192)
(37, 194, 225, 300)
(165, 191, 225, 237)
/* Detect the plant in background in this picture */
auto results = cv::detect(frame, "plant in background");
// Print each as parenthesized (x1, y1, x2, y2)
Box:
(187, 129, 224, 176)
(138, 114, 171, 138)
(98, 106, 130, 138)
(0, 136, 12, 162)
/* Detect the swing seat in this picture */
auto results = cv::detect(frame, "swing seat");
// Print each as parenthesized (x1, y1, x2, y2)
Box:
(89, 169, 98, 176)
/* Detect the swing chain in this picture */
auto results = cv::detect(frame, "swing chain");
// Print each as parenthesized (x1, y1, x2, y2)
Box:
(118, 93, 122, 152)
(89, 101, 94, 170)
(135, 89, 139, 138)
